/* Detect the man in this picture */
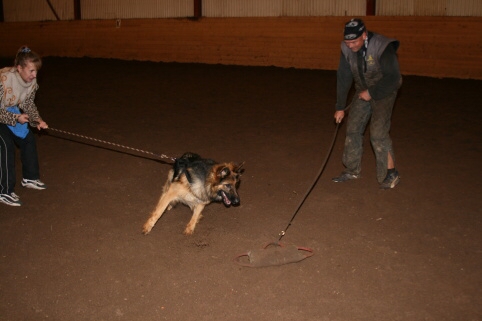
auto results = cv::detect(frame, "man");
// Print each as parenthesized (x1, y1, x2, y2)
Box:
(333, 18, 402, 189)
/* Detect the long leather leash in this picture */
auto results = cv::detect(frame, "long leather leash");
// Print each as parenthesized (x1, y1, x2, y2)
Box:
(278, 121, 341, 242)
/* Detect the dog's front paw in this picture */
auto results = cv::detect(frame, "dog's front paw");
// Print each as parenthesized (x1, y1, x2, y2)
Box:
(183, 227, 194, 236)
(142, 223, 153, 235)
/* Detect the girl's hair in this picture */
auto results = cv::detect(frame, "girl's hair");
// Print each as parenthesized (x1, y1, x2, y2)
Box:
(14, 46, 42, 70)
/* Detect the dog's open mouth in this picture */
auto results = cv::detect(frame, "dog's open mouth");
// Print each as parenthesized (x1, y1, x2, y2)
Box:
(221, 191, 231, 205)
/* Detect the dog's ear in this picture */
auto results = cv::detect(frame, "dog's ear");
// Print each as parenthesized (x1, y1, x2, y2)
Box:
(235, 162, 245, 175)
(218, 166, 231, 179)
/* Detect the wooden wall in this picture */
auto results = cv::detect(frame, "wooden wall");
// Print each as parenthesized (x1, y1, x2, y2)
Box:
(0, 16, 481, 79)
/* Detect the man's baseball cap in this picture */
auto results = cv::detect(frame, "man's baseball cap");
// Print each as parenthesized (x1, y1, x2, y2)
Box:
(344, 18, 366, 40)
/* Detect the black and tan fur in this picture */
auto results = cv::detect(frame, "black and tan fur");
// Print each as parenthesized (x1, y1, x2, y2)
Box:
(142, 153, 244, 235)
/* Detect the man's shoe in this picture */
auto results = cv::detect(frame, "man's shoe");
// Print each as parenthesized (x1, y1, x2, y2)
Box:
(10, 192, 20, 202)
(332, 172, 359, 183)
(21, 178, 47, 190)
(380, 170, 400, 189)
(0, 193, 22, 206)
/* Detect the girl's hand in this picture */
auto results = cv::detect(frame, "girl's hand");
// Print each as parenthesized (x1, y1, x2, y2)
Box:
(17, 113, 29, 124)
(36, 119, 48, 130)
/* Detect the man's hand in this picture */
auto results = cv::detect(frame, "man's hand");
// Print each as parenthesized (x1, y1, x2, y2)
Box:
(334, 110, 345, 123)
(358, 90, 371, 101)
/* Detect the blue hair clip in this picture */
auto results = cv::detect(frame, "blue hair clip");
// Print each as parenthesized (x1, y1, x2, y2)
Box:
(21, 47, 31, 53)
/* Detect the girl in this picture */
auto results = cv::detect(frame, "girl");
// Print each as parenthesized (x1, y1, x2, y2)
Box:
(0, 46, 49, 206)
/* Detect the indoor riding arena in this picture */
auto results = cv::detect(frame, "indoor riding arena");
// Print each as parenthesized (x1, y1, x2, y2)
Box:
(1, 1, 481, 320)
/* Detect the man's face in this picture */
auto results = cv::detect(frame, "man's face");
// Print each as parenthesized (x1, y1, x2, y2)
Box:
(344, 32, 366, 53)
(17, 61, 38, 83)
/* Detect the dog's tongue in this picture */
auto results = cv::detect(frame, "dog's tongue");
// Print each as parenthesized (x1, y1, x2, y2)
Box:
(222, 192, 231, 205)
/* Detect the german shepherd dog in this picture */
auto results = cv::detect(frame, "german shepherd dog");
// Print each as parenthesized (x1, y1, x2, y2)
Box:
(142, 153, 244, 235)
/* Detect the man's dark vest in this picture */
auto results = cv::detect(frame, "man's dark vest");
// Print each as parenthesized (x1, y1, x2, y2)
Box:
(341, 33, 400, 91)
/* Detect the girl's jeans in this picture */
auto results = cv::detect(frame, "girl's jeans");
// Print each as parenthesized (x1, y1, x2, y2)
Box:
(0, 124, 40, 194)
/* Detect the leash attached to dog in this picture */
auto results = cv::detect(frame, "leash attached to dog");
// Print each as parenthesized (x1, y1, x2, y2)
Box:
(45, 127, 177, 163)
(234, 121, 342, 268)
(39, 120, 342, 268)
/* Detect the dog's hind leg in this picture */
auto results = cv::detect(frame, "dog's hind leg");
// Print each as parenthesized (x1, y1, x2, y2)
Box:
(183, 204, 206, 235)
(142, 187, 178, 235)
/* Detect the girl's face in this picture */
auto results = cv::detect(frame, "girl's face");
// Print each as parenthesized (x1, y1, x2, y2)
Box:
(17, 61, 38, 83)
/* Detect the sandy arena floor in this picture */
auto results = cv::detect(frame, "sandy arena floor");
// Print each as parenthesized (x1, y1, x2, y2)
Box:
(1, 57, 481, 321)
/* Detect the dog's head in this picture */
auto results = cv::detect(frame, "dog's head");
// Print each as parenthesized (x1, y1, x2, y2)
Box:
(212, 162, 244, 206)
